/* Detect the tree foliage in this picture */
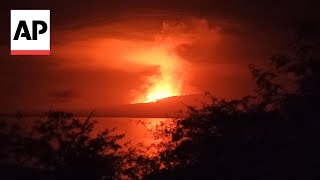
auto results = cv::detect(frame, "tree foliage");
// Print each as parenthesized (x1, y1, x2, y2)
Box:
(0, 111, 124, 180)
(143, 22, 320, 180)
(1, 23, 319, 180)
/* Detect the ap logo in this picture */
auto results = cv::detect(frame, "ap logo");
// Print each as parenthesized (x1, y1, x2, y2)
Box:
(11, 10, 50, 55)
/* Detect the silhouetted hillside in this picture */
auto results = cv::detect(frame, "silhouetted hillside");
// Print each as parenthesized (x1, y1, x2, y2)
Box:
(0, 94, 211, 118)
(98, 94, 212, 117)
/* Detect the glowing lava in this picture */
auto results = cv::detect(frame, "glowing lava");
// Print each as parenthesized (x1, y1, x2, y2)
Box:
(145, 83, 178, 102)
(130, 46, 184, 103)
(128, 21, 196, 103)
(143, 72, 182, 103)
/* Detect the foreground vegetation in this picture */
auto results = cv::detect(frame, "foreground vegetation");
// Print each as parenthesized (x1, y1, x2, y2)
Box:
(1, 23, 319, 179)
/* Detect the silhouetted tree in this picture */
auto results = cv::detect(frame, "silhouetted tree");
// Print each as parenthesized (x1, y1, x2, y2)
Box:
(1, 22, 319, 180)
(0, 111, 125, 180)
(144, 22, 320, 180)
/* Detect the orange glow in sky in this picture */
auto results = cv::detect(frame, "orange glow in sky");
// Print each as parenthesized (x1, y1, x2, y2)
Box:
(53, 20, 223, 106)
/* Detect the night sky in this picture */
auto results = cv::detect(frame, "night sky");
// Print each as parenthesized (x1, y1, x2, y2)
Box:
(0, 0, 318, 113)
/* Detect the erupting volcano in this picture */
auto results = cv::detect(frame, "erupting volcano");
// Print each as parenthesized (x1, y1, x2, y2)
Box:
(130, 22, 189, 103)
(131, 45, 184, 103)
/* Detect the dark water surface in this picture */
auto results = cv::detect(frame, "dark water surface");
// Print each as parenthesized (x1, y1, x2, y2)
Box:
(2, 116, 171, 146)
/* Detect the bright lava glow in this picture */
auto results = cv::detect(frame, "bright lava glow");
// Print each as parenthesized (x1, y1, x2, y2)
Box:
(131, 46, 184, 103)
(144, 81, 179, 102)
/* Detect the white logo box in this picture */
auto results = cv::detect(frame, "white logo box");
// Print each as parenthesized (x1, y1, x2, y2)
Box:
(10, 10, 50, 55)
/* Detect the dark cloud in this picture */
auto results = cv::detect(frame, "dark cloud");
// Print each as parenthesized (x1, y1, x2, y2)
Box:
(1, 0, 318, 48)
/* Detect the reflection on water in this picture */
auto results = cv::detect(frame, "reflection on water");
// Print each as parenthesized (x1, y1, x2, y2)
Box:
(94, 117, 170, 146)
(2, 116, 171, 147)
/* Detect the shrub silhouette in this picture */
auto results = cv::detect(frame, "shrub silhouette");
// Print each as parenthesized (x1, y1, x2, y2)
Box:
(144, 22, 320, 180)
(0, 111, 124, 180)
(0, 22, 319, 180)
